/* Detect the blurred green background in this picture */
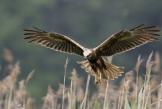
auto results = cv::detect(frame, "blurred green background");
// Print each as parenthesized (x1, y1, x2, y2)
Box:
(0, 0, 162, 104)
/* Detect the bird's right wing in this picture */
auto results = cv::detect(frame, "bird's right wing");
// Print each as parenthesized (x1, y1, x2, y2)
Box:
(24, 27, 85, 56)
(94, 24, 160, 56)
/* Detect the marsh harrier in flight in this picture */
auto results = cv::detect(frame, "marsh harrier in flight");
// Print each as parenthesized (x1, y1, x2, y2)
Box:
(24, 24, 160, 83)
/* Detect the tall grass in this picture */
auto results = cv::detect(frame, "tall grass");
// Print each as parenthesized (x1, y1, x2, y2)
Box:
(0, 48, 162, 109)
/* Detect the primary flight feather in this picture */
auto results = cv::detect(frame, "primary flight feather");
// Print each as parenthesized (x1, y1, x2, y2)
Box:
(24, 24, 160, 83)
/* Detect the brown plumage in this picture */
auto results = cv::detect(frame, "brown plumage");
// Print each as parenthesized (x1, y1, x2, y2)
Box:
(24, 24, 160, 83)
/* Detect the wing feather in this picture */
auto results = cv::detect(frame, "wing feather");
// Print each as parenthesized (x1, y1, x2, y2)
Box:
(24, 27, 85, 56)
(94, 24, 160, 56)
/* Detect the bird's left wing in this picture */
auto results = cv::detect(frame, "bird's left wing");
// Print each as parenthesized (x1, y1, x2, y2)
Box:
(94, 24, 160, 56)
(24, 27, 85, 56)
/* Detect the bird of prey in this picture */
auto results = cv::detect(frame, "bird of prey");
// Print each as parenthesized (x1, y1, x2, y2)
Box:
(24, 24, 160, 83)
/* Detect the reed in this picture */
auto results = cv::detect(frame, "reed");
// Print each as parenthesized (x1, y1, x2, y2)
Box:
(0, 48, 161, 109)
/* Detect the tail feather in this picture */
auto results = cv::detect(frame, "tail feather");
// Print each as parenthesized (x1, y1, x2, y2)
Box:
(107, 64, 123, 79)
(78, 59, 124, 83)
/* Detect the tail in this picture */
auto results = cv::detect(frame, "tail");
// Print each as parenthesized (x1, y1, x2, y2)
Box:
(78, 58, 124, 83)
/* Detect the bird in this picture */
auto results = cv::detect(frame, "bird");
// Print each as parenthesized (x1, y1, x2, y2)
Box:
(24, 24, 160, 83)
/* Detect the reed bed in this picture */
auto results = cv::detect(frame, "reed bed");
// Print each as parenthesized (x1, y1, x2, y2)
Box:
(0, 48, 162, 109)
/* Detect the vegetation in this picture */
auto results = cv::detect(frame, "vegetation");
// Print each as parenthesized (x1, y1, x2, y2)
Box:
(0, 0, 161, 107)
(0, 48, 162, 109)
(0, 0, 161, 100)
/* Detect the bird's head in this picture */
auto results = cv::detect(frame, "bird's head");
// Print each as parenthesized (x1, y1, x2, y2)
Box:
(83, 48, 92, 57)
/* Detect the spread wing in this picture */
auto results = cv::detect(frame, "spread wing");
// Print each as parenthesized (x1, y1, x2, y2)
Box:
(94, 24, 160, 56)
(24, 27, 85, 56)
